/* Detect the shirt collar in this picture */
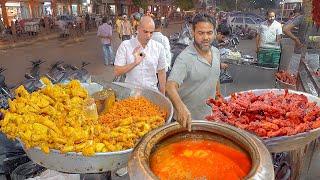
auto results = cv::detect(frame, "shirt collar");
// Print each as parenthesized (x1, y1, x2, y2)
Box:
(133, 37, 152, 49)
(153, 32, 162, 36)
(188, 43, 213, 66)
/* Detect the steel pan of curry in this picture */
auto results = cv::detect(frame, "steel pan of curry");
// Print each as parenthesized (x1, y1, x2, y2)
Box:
(20, 82, 173, 174)
(128, 120, 275, 180)
(224, 89, 320, 153)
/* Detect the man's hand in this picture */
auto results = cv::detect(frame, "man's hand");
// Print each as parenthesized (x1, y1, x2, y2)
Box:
(133, 46, 145, 65)
(220, 63, 228, 70)
(176, 103, 192, 131)
(256, 46, 260, 53)
(294, 37, 303, 49)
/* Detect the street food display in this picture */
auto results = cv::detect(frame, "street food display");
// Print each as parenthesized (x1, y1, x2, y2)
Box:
(275, 71, 297, 85)
(206, 90, 320, 138)
(0, 78, 166, 156)
(150, 139, 251, 179)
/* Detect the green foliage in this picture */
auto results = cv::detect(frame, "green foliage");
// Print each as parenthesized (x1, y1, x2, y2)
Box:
(132, 0, 148, 10)
(173, 0, 195, 11)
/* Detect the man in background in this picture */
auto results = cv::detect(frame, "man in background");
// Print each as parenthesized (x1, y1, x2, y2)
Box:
(120, 14, 133, 41)
(97, 17, 114, 66)
(283, 6, 306, 54)
(256, 9, 282, 67)
(152, 19, 172, 72)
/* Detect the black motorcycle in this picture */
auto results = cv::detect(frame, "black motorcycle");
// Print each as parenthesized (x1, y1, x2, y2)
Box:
(20, 60, 46, 93)
(0, 67, 14, 109)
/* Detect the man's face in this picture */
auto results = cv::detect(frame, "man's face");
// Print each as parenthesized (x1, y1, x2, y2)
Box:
(137, 22, 155, 45)
(216, 32, 226, 43)
(267, 12, 275, 23)
(193, 22, 215, 52)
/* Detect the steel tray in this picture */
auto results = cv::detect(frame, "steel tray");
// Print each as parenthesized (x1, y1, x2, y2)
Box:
(21, 82, 173, 173)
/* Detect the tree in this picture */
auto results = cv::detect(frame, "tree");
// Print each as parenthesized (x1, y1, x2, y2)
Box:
(173, 0, 194, 11)
(132, 0, 148, 10)
(252, 0, 276, 9)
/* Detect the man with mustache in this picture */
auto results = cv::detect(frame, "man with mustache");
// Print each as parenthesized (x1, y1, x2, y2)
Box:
(256, 9, 283, 67)
(166, 13, 221, 131)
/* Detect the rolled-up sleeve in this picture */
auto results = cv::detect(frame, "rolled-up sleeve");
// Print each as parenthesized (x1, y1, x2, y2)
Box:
(157, 44, 168, 71)
(168, 54, 188, 86)
(276, 23, 283, 35)
(114, 42, 127, 66)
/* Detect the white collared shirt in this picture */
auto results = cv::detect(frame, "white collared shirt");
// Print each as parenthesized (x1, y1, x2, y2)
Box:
(114, 38, 167, 90)
(258, 20, 283, 49)
(152, 32, 172, 71)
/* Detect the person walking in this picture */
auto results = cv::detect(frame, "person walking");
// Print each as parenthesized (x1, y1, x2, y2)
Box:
(97, 17, 114, 66)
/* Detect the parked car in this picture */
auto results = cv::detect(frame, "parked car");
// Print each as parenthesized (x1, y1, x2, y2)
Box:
(228, 16, 261, 32)
(228, 12, 264, 27)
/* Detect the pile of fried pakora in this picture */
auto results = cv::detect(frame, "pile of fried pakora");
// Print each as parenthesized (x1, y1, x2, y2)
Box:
(0, 78, 166, 156)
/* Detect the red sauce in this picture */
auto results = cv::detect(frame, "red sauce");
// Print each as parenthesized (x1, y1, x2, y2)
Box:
(150, 139, 252, 180)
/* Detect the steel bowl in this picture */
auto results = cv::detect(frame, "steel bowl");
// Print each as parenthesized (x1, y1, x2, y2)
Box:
(20, 82, 173, 173)
(128, 120, 274, 180)
(225, 89, 320, 153)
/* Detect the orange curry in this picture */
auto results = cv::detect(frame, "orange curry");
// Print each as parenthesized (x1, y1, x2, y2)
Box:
(150, 139, 251, 179)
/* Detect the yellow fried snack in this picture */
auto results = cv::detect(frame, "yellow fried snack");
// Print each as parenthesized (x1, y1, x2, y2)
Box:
(0, 78, 166, 156)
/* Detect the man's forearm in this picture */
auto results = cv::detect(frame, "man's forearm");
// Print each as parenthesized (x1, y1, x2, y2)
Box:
(256, 34, 260, 49)
(114, 62, 137, 76)
(166, 81, 185, 110)
(216, 82, 221, 97)
(283, 25, 299, 42)
(158, 69, 166, 94)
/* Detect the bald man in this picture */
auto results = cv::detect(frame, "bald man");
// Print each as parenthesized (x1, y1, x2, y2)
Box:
(114, 16, 167, 94)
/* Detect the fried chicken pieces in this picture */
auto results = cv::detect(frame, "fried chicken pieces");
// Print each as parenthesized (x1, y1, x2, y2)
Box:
(206, 90, 320, 138)
(0, 78, 165, 156)
(275, 71, 297, 85)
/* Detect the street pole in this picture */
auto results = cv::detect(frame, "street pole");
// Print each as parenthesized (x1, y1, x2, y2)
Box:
(236, 0, 238, 11)
(280, 0, 285, 22)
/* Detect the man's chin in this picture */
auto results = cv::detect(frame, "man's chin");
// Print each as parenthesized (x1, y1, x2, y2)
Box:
(200, 45, 211, 51)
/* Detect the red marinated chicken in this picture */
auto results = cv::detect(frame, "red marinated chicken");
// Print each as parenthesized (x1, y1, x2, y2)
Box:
(275, 71, 297, 85)
(206, 90, 320, 138)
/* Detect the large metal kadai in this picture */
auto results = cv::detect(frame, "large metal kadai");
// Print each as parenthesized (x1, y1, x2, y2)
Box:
(128, 120, 275, 180)
(20, 82, 173, 174)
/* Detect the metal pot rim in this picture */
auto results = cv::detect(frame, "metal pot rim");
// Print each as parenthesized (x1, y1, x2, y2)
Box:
(129, 120, 274, 180)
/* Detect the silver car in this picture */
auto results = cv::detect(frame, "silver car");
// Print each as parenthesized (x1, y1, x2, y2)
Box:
(228, 16, 263, 32)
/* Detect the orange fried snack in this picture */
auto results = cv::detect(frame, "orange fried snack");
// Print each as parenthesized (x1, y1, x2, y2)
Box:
(99, 96, 167, 127)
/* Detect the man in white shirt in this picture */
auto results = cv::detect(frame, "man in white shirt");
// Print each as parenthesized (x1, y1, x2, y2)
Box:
(114, 16, 167, 94)
(152, 19, 172, 71)
(256, 9, 282, 67)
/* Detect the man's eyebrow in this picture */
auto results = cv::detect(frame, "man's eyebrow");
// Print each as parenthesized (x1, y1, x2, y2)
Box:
(197, 30, 214, 33)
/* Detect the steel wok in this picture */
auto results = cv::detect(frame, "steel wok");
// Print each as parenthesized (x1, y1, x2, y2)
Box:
(20, 82, 173, 173)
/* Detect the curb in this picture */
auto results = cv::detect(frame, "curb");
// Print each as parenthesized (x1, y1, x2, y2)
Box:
(0, 34, 59, 50)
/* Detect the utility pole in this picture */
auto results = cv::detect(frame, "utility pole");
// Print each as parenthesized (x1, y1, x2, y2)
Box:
(236, 0, 238, 11)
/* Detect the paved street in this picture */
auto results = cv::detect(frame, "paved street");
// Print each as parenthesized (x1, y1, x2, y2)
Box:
(0, 23, 183, 86)
(0, 23, 261, 88)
